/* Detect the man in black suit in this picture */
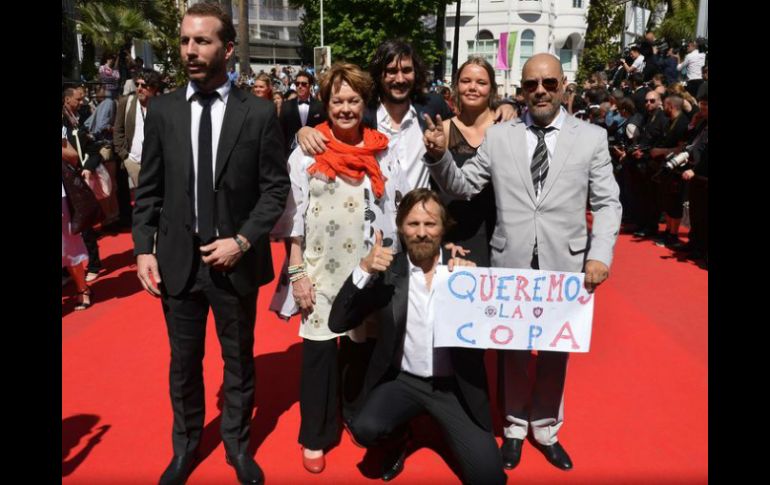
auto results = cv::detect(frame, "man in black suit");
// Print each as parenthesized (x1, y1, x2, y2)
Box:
(131, 2, 289, 484)
(329, 189, 507, 484)
(279, 70, 325, 156)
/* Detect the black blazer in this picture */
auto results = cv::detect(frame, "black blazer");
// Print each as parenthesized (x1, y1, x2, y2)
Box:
(329, 252, 493, 431)
(279, 97, 326, 156)
(132, 86, 290, 297)
(362, 92, 454, 132)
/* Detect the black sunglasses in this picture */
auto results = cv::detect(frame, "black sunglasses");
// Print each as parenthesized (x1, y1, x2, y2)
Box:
(522, 78, 560, 93)
(296, 81, 310, 86)
(645, 99, 657, 104)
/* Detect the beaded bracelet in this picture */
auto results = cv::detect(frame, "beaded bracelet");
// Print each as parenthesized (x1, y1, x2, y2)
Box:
(288, 263, 306, 275)
(290, 272, 308, 283)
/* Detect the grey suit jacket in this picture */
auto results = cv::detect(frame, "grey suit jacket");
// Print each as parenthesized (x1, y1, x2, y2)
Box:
(426, 113, 621, 273)
(113, 94, 138, 162)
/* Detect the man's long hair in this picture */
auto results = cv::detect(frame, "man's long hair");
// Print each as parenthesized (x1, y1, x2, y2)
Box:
(369, 39, 427, 104)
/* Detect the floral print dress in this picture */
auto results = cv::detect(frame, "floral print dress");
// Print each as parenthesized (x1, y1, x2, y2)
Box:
(272, 146, 409, 341)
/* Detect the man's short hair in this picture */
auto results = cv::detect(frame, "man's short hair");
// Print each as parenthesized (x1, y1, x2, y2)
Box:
(665, 95, 684, 111)
(396, 188, 454, 233)
(318, 63, 373, 111)
(185, 0, 236, 45)
(369, 39, 427, 102)
(629, 73, 644, 86)
(295, 70, 314, 85)
(137, 69, 163, 90)
(630, 46, 641, 54)
(618, 98, 636, 115)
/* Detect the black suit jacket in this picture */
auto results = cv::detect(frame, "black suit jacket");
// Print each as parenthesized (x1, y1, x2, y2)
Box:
(279, 97, 326, 156)
(132, 86, 290, 297)
(329, 252, 493, 431)
(362, 92, 454, 132)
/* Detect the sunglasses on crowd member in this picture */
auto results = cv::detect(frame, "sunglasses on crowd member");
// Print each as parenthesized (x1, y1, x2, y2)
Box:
(522, 77, 560, 93)
(645, 98, 657, 104)
(136, 81, 149, 88)
(296, 81, 310, 86)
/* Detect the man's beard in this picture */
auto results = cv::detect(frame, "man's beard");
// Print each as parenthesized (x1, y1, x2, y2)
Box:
(528, 97, 560, 126)
(406, 238, 440, 263)
(382, 84, 413, 104)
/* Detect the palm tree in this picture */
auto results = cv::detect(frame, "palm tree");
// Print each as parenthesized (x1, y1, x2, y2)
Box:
(76, 2, 151, 59)
(655, 0, 698, 47)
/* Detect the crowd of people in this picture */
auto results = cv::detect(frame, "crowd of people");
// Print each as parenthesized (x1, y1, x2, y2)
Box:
(559, 33, 708, 262)
(62, 2, 707, 484)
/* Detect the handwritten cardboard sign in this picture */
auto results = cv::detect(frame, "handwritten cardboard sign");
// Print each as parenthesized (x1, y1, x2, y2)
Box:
(432, 266, 594, 353)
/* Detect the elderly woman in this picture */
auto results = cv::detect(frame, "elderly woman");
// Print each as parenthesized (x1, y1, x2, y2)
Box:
(274, 62, 409, 473)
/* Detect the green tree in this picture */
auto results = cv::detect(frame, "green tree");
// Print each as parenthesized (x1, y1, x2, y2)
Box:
(290, 0, 446, 73)
(577, 0, 625, 84)
(76, 2, 151, 58)
(70, 0, 183, 85)
(655, 0, 698, 48)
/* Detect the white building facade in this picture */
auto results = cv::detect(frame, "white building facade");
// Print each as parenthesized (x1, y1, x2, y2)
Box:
(444, 0, 590, 95)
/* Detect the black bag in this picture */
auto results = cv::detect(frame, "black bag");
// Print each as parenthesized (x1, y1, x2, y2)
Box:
(61, 159, 104, 234)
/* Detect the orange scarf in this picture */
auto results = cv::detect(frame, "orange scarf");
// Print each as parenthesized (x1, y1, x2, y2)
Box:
(307, 122, 390, 198)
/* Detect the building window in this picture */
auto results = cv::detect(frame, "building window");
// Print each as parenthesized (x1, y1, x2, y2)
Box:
(467, 31, 503, 76)
(520, 30, 535, 66)
(259, 25, 282, 40)
(573, 0, 583, 8)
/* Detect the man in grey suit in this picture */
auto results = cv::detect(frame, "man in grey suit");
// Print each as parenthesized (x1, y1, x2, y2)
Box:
(114, 69, 163, 189)
(422, 53, 621, 472)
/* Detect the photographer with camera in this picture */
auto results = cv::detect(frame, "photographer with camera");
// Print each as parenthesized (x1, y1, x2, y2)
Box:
(610, 98, 645, 225)
(678, 90, 708, 261)
(627, 91, 668, 238)
(677, 39, 707, 98)
(648, 95, 690, 247)
(620, 46, 646, 78)
(628, 73, 651, 114)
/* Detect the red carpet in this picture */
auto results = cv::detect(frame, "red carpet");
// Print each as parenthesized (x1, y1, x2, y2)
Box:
(62, 228, 707, 484)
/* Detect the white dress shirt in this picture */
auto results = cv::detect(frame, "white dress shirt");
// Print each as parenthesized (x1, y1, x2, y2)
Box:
(677, 49, 706, 81)
(128, 99, 146, 164)
(377, 103, 430, 190)
(186, 80, 231, 234)
(298, 97, 310, 126)
(351, 251, 452, 377)
(523, 107, 567, 199)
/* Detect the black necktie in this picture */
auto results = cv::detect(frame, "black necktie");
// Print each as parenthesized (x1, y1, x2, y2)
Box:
(530, 125, 554, 197)
(197, 91, 219, 243)
(298, 99, 310, 105)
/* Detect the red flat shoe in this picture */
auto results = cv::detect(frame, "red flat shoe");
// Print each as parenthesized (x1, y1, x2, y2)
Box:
(301, 448, 325, 474)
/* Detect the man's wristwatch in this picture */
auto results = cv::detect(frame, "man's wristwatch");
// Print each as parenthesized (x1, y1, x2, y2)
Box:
(233, 236, 249, 253)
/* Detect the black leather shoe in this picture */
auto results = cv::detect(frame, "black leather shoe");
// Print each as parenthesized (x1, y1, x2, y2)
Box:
(159, 452, 197, 485)
(382, 446, 407, 481)
(533, 441, 573, 470)
(500, 438, 524, 470)
(225, 454, 265, 484)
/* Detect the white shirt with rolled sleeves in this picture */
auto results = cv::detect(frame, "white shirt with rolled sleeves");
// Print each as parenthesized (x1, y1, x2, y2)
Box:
(350, 251, 452, 378)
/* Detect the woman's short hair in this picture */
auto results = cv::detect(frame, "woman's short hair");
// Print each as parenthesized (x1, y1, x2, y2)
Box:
(318, 62, 373, 111)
